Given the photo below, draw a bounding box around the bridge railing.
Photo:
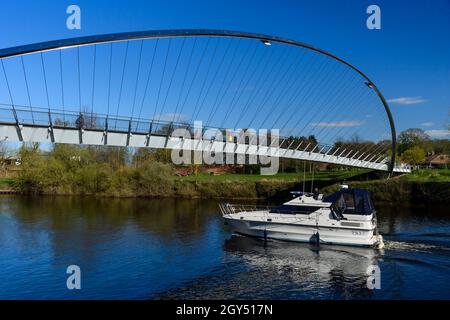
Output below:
[0,106,18,124]
[0,105,391,166]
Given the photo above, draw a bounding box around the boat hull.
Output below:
[223,216,382,247]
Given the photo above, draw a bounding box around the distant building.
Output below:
[203,165,242,175]
[423,154,448,168]
[317,163,332,171]
[0,156,20,178]
[1,156,21,166]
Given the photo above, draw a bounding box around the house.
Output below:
[316,163,332,171]
[424,154,448,168]
[203,165,241,175]
[1,156,21,166]
[0,156,21,178]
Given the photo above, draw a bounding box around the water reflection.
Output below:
[228,236,383,300]
[10,196,218,236]
[0,196,449,299]
[224,236,380,282]
[0,196,225,299]
[158,235,380,299]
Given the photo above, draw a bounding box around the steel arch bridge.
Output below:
[0,29,409,173]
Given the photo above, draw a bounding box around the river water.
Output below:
[0,195,449,300]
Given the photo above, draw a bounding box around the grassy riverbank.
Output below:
[2,143,448,203]
[180,169,369,182]
[0,178,15,190]
[2,143,371,197]
[321,168,450,204]
[1,169,366,198]
[2,167,448,204]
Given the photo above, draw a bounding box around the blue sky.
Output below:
[0,0,449,139]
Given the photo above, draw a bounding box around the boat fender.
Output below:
[310,232,320,245]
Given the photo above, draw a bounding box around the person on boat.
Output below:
[313,187,320,200]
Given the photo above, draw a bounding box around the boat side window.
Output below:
[354,194,365,213]
[335,195,345,211]
[343,193,355,210]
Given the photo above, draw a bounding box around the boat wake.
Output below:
[382,240,450,252]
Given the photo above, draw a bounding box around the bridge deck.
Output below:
[0,107,410,173]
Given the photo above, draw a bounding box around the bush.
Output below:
[72,163,113,194]
[401,146,426,165]
[15,145,47,193]
[131,161,174,196]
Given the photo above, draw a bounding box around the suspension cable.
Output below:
[136,39,159,129]
[40,53,51,111]
[107,43,113,117]
[59,50,66,122]
[131,40,144,120]
[219,41,259,128]
[152,39,172,122]
[1,59,18,122]
[91,45,97,116]
[115,41,130,124]
[205,39,242,126]
[171,38,197,124]
[157,37,187,123]
[177,37,211,121]
[77,47,81,113]
[20,56,34,123]
[205,40,251,126]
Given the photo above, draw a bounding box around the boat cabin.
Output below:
[268,188,375,217]
[323,188,375,216]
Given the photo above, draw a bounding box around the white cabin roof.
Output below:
[285,195,332,207]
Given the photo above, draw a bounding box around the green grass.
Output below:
[178,169,370,183]
[400,168,450,183]
[0,178,15,189]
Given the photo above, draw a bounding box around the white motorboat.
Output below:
[220,186,384,248]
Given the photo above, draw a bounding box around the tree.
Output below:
[432,139,450,155]
[0,140,9,159]
[334,134,377,158]
[16,143,47,193]
[0,140,10,171]
[87,146,130,169]
[151,149,172,164]
[133,147,154,168]
[281,134,317,151]
[133,148,172,166]
[401,146,426,165]
[50,144,91,169]
[398,128,431,155]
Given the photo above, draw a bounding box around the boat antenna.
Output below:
[310,162,315,193]
[302,161,306,194]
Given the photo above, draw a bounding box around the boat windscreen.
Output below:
[323,188,374,215]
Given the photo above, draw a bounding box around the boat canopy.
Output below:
[323,188,375,215]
